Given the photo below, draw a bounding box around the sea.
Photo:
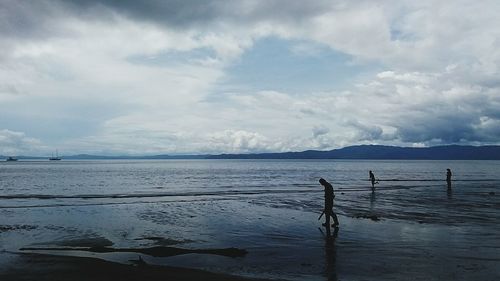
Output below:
[1,159,499,280]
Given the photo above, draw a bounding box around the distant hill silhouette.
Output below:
[206,145,500,160]
[3,145,500,160]
[60,154,207,160]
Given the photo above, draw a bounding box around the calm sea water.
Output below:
[1,160,499,280]
[1,159,499,224]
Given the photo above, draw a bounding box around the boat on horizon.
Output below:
[6,156,18,161]
[49,150,62,161]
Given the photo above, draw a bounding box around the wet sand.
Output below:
[0,252,274,281]
[2,202,499,281]
[20,245,248,258]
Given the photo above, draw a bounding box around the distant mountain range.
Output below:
[206,145,500,160]
[2,145,500,160]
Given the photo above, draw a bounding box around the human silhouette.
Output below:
[446,168,452,189]
[319,178,339,228]
[369,170,377,191]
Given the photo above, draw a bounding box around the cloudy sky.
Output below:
[1,0,500,156]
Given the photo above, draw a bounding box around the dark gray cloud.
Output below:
[312,125,329,138]
[396,118,474,143]
[64,0,222,27]
[65,0,330,26]
[1,0,331,37]
[483,92,500,119]
[393,108,500,144]
[0,0,62,39]
[355,69,500,146]
[344,120,385,141]
[0,84,22,96]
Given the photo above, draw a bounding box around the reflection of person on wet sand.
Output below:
[319,178,339,228]
[370,191,376,211]
[320,227,339,281]
[369,170,377,191]
[446,168,452,189]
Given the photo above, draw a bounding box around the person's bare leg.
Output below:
[325,210,331,227]
[331,212,339,227]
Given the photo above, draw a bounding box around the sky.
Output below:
[1,0,500,156]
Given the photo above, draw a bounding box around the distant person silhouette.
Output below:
[369,170,377,191]
[319,178,339,228]
[446,168,452,189]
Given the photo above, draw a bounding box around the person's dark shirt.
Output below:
[369,171,375,182]
[324,182,334,209]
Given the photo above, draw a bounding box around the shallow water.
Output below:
[1,160,499,280]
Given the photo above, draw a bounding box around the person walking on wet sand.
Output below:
[369,170,376,191]
[319,178,339,228]
[446,168,452,189]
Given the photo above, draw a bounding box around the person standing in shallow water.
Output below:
[319,178,339,228]
[369,170,376,191]
[446,168,452,189]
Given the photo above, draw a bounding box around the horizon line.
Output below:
[2,144,500,159]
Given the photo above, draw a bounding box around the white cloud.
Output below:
[0,129,45,155]
[206,130,270,153]
[312,125,329,138]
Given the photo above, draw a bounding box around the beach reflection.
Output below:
[322,227,339,281]
[370,192,376,211]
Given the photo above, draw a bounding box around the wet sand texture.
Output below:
[21,246,248,258]
[0,253,274,281]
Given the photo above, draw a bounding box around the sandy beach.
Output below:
[1,252,275,281]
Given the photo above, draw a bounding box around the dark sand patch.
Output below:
[354,214,381,221]
[0,225,37,232]
[133,236,193,246]
[28,236,114,248]
[50,237,114,248]
[21,246,248,258]
[0,253,277,281]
